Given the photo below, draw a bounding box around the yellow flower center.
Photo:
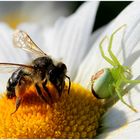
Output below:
[0,82,105,138]
[3,12,28,28]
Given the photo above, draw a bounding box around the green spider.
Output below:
[91,25,140,112]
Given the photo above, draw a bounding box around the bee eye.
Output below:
[57,62,67,72]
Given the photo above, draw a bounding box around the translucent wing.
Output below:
[0,63,33,73]
[13,30,47,56]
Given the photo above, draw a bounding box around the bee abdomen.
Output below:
[6,67,24,98]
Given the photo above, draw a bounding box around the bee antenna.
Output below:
[65,75,71,94]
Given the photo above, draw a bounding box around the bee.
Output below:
[0,30,71,114]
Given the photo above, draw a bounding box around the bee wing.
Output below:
[13,30,47,56]
[0,63,33,92]
[0,63,33,73]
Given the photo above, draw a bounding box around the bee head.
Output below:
[49,62,67,81]
[56,62,67,75]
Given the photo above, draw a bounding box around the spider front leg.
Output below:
[108,24,127,66]
[99,24,127,67]
[115,86,137,112]
[123,77,140,84]
[119,72,140,84]
[99,36,115,66]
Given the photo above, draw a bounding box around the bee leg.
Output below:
[42,79,52,100]
[65,75,71,94]
[61,81,65,95]
[35,83,48,103]
[11,97,22,115]
[53,84,61,97]
[53,82,64,97]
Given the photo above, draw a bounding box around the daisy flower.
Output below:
[0,1,75,28]
[0,1,140,138]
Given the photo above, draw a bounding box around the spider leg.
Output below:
[123,78,140,84]
[35,83,48,103]
[121,74,140,84]
[99,36,115,66]
[115,87,137,112]
[108,25,126,65]
[11,97,22,115]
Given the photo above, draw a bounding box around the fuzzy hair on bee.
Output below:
[91,25,140,112]
[0,30,71,115]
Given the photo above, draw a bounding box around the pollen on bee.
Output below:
[0,82,105,138]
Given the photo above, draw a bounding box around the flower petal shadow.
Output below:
[96,108,127,138]
[123,50,140,67]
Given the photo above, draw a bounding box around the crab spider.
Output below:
[91,25,140,112]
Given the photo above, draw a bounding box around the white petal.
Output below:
[75,2,140,87]
[0,24,30,92]
[98,91,140,138]
[105,121,140,138]
[42,2,99,79]
[17,23,45,53]
[75,2,140,138]
[74,24,107,85]
[88,24,107,50]
[0,24,29,63]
